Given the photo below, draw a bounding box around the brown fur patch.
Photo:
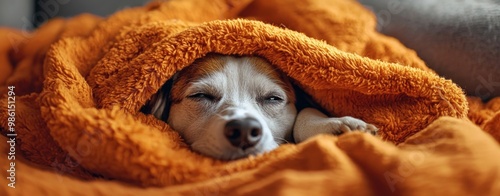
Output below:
[246,56,296,103]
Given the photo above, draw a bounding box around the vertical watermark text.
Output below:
[6,86,16,188]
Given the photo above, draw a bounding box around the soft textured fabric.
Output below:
[1,0,499,195]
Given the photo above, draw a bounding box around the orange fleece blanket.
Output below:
[1,0,500,195]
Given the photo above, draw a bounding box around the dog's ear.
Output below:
[292,82,332,116]
[140,73,177,121]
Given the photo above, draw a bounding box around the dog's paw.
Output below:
[331,116,378,135]
[293,108,379,143]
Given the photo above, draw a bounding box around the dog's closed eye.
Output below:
[187,93,217,101]
[261,95,284,104]
[258,90,286,105]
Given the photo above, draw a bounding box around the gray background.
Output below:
[359,0,500,100]
[0,0,149,29]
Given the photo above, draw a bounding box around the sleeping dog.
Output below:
[142,54,377,160]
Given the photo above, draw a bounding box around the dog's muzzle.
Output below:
[224,117,263,150]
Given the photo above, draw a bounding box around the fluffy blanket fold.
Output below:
[1,0,500,195]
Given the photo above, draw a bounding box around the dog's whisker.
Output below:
[214,113,228,121]
[192,140,222,158]
[274,137,291,144]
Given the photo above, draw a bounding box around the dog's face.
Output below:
[165,55,297,160]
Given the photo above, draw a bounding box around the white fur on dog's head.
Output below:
[165,54,297,160]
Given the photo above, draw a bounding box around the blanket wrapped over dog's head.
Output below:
[1,0,477,192]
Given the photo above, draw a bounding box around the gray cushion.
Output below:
[359,0,500,100]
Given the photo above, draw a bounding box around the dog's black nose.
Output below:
[224,118,262,150]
